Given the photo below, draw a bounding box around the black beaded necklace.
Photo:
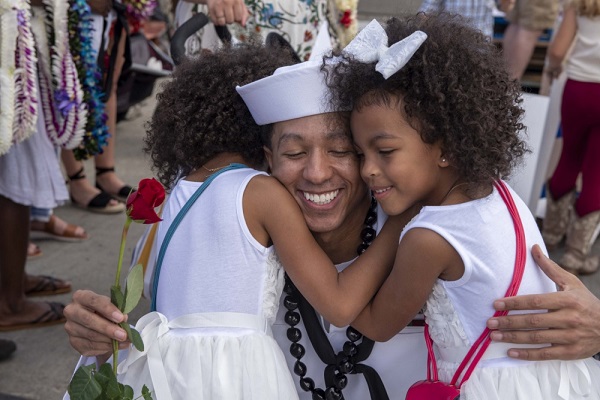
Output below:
[283,196,389,400]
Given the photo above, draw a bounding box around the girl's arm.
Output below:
[349,227,464,341]
[546,5,577,78]
[245,175,412,327]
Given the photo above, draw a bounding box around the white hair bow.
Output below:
[344,19,427,79]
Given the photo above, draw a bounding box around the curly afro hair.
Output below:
[325,13,528,187]
[144,42,296,189]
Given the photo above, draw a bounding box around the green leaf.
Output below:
[123,264,144,314]
[122,384,134,399]
[111,285,125,311]
[68,364,102,400]
[141,385,153,400]
[95,363,121,399]
[120,322,145,352]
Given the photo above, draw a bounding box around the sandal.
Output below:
[27,242,42,259]
[0,302,66,332]
[25,274,72,297]
[96,166,135,202]
[30,215,89,242]
[68,167,125,214]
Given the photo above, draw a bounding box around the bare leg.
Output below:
[502,23,542,81]
[95,28,130,196]
[0,196,66,328]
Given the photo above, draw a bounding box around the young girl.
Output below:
[543,0,600,275]
[115,42,407,399]
[324,14,600,399]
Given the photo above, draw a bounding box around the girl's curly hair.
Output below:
[144,42,296,189]
[325,13,528,187]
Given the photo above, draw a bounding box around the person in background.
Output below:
[501,0,560,80]
[542,0,600,275]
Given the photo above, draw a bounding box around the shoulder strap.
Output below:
[424,180,527,387]
[150,163,247,311]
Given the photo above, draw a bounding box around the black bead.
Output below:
[290,342,306,359]
[284,278,296,294]
[287,327,302,342]
[284,296,299,310]
[338,357,354,374]
[325,387,344,400]
[333,373,348,390]
[300,377,315,392]
[346,327,362,342]
[285,310,301,326]
[312,388,326,400]
[365,211,377,226]
[360,227,376,243]
[294,360,307,377]
[342,342,358,357]
[357,243,369,255]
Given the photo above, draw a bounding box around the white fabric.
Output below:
[117,167,297,399]
[406,182,600,399]
[0,76,68,208]
[273,205,430,399]
[236,58,345,125]
[566,15,600,83]
[343,19,427,79]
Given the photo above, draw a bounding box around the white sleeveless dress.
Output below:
[116,169,299,400]
[411,183,600,399]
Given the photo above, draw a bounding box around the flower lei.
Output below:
[68,0,109,160]
[334,0,358,47]
[123,0,157,33]
[0,0,37,156]
[31,0,87,149]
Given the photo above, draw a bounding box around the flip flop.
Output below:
[0,302,65,332]
[27,242,42,259]
[30,215,90,242]
[25,275,72,297]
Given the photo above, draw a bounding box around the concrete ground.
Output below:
[2,11,600,397]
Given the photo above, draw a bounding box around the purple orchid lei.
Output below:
[33,0,87,149]
[68,0,110,160]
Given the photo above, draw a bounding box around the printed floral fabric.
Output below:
[230,0,337,61]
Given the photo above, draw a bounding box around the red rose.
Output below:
[126,178,166,224]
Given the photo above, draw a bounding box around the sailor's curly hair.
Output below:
[324,13,528,187]
[144,41,296,189]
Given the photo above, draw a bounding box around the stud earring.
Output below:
[442,158,447,163]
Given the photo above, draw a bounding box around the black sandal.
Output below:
[95,166,135,201]
[68,167,125,214]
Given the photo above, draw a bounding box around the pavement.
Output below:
[2,58,600,400]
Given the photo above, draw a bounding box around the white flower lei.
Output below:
[13,0,38,145]
[334,0,358,47]
[31,0,86,149]
[0,1,18,156]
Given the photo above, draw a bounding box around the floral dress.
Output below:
[176,0,358,61]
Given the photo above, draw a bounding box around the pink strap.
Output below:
[423,180,527,388]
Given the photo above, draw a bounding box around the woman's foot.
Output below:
[24,274,71,297]
[27,242,42,259]
[0,299,65,331]
[95,167,134,202]
[30,215,89,241]
[68,168,125,214]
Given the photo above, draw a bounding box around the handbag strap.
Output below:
[423,180,527,388]
[150,163,247,311]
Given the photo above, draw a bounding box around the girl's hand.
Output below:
[87,0,113,17]
[205,0,249,26]
[487,245,600,360]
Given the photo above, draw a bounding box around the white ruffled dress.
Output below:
[115,170,299,400]
[425,283,600,400]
